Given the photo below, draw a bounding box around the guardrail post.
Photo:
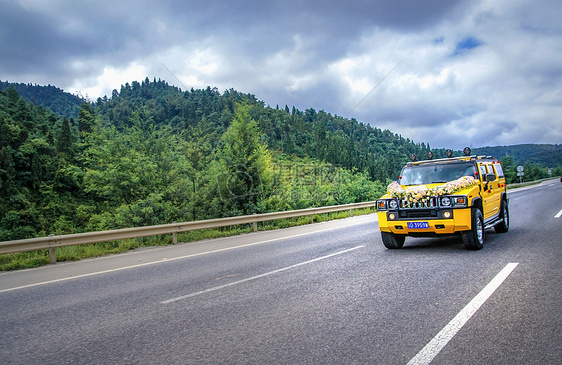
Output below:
[172,222,178,244]
[350,209,354,217]
[253,214,258,232]
[47,234,56,264]
[49,248,56,264]
[310,214,313,224]
[49,234,57,265]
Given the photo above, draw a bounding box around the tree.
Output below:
[0,147,16,210]
[56,117,73,156]
[218,103,271,215]
[81,114,194,229]
[500,155,516,183]
[78,103,96,137]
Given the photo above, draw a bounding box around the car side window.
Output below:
[479,164,488,179]
[493,164,504,178]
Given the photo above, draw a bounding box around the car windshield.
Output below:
[399,162,477,185]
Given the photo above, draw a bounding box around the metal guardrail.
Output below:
[507,177,560,189]
[0,201,377,264]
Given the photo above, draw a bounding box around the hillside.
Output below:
[0,81,84,119]
[92,78,433,182]
[473,144,562,168]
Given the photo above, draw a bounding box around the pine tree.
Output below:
[78,103,96,137]
[57,117,72,156]
[219,103,271,214]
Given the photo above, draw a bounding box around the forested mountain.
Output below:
[1,79,559,243]
[472,144,562,168]
[90,78,435,181]
[0,81,84,119]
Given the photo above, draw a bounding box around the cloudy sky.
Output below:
[1,0,561,149]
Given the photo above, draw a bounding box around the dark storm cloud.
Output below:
[0,1,183,83]
[0,1,75,74]
[0,1,154,84]
[163,0,471,70]
[1,0,470,83]
[1,0,561,149]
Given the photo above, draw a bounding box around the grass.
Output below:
[0,207,376,272]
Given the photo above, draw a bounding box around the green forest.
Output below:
[1,78,560,245]
[0,81,85,119]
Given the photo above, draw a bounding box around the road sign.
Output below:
[517,168,524,183]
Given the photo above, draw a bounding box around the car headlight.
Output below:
[388,199,398,210]
[439,195,468,208]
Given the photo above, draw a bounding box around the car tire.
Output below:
[381,232,405,249]
[462,209,484,250]
[494,201,509,233]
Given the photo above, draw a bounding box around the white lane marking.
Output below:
[161,245,365,304]
[0,219,374,294]
[407,262,519,365]
[555,209,562,219]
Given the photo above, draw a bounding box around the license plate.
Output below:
[408,222,429,229]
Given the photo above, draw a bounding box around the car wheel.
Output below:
[494,201,509,233]
[381,232,405,249]
[462,209,484,250]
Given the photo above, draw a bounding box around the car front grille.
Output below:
[398,197,437,209]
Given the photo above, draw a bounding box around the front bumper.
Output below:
[377,208,471,235]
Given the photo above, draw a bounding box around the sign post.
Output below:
[517,166,524,184]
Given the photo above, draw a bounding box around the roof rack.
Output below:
[406,147,498,165]
[407,155,476,165]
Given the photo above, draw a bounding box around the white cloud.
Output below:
[70,62,148,100]
[151,44,227,91]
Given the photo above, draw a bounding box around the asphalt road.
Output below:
[1,180,561,364]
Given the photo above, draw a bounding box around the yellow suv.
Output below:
[376,150,509,250]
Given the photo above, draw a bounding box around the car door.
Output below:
[479,162,501,221]
[491,160,506,206]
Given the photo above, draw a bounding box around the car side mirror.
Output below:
[485,173,496,182]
